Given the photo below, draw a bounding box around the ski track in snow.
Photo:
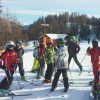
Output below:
[0,41,96,100]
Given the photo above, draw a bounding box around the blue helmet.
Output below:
[58,38,65,45]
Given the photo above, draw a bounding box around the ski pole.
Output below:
[80,53,87,64]
[14,71,23,89]
[67,68,74,84]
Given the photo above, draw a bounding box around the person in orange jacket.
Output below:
[87,39,100,85]
[0,41,18,89]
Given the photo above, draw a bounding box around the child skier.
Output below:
[14,40,25,80]
[36,43,45,79]
[43,39,55,83]
[0,41,18,89]
[31,43,39,72]
[51,38,69,92]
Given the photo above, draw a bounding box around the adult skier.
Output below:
[51,38,69,92]
[87,39,100,85]
[65,36,83,72]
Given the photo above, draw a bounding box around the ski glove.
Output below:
[11,63,17,69]
[0,65,6,70]
[87,47,90,52]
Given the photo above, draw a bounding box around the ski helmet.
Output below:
[58,38,65,46]
[6,41,15,50]
[64,36,70,42]
[92,39,98,47]
[15,40,22,46]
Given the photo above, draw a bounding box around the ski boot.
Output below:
[64,85,69,92]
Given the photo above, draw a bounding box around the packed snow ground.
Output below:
[0,41,95,100]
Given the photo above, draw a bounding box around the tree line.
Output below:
[27,12,100,41]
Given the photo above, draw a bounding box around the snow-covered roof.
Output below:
[46,34,67,39]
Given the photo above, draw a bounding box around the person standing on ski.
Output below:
[65,36,83,72]
[51,38,69,92]
[43,39,55,83]
[14,40,25,80]
[0,41,18,89]
[36,43,45,79]
[87,39,100,84]
[31,42,39,72]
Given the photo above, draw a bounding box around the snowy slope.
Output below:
[0,41,95,100]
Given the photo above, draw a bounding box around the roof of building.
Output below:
[39,33,67,40]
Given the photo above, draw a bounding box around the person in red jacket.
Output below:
[0,41,18,89]
[87,39,100,85]
[36,43,45,79]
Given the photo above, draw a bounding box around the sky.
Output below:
[2,0,100,25]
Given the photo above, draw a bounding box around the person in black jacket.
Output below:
[65,36,83,72]
[14,40,25,80]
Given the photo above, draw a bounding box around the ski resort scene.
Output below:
[0,0,100,100]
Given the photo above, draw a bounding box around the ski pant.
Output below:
[18,63,25,77]
[45,63,54,81]
[93,63,99,80]
[68,54,82,70]
[52,69,69,89]
[0,70,15,89]
[37,60,45,77]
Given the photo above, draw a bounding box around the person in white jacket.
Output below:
[51,38,69,92]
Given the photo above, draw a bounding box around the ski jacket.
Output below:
[87,46,100,79]
[14,46,24,63]
[0,50,18,70]
[43,46,55,64]
[55,45,68,69]
[67,40,80,55]
[87,47,100,65]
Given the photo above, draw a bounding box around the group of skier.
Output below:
[31,36,83,92]
[32,36,100,94]
[0,35,100,96]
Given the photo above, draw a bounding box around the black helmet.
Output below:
[15,40,22,46]
[92,39,98,47]
[64,36,70,41]
[6,41,15,50]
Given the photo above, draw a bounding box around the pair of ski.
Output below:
[0,90,33,97]
[10,92,33,96]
